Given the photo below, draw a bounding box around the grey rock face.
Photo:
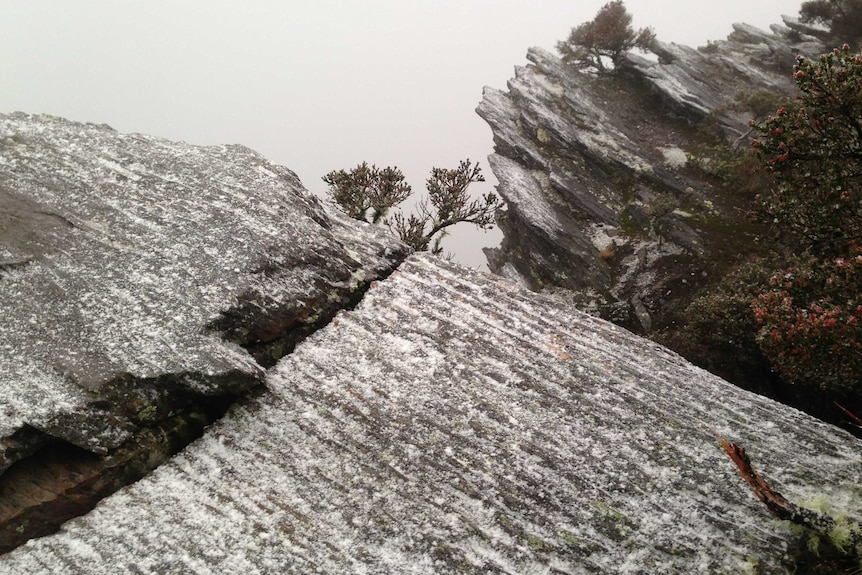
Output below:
[476,20,818,327]
[2,254,858,574]
[0,112,409,550]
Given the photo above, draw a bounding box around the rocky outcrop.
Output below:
[0,112,409,552]
[2,254,859,574]
[476,18,823,331]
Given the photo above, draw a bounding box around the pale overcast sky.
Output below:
[0,1,802,267]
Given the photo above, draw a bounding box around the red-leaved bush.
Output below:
[750,45,862,258]
[752,244,862,392]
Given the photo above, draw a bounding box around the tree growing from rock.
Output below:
[800,0,862,47]
[324,159,503,256]
[557,1,655,73]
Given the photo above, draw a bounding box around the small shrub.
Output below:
[324,159,502,256]
[322,163,411,224]
[668,258,779,386]
[557,1,655,73]
[800,0,862,47]
[750,45,862,258]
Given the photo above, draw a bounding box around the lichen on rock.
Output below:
[0,112,409,552]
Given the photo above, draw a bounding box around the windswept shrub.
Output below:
[324,159,502,256]
[800,0,862,47]
[387,160,502,256]
[557,1,655,73]
[322,163,411,224]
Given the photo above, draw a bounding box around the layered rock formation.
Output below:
[2,22,860,568]
[477,18,824,331]
[2,254,859,574]
[0,112,409,551]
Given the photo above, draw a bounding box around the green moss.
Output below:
[828,516,861,554]
[591,500,638,530]
[537,127,551,144]
[136,404,158,424]
[432,543,472,572]
[269,343,284,359]
[555,528,580,547]
[618,210,646,238]
[742,555,762,575]
[527,533,555,553]
[806,530,822,556]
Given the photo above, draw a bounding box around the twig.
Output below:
[835,402,862,428]
[713,432,849,539]
[715,432,797,520]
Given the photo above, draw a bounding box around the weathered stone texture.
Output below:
[2,254,859,574]
[476,20,819,328]
[0,112,408,551]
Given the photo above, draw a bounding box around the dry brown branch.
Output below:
[715,431,862,565]
[835,402,862,428]
[715,433,797,520]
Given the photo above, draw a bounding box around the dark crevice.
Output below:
[0,392,239,555]
[244,272,395,368]
[0,251,410,556]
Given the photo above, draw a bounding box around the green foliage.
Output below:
[733,90,793,124]
[557,1,655,73]
[750,45,862,258]
[387,160,502,255]
[322,162,411,224]
[743,46,862,399]
[786,496,862,574]
[686,142,759,187]
[751,246,862,393]
[800,0,862,47]
[678,46,862,416]
[665,258,779,388]
[324,159,502,256]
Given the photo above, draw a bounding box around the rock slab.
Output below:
[2,254,859,574]
[0,112,408,550]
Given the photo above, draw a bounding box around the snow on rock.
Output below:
[0,112,409,550]
[3,254,859,574]
[476,17,820,332]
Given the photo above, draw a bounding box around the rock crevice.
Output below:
[0,112,409,552]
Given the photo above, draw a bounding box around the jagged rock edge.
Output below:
[0,236,411,554]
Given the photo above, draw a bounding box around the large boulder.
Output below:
[0,112,409,551]
[1,254,858,574]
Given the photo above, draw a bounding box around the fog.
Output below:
[0,1,802,267]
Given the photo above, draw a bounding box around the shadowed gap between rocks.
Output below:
[0,250,410,555]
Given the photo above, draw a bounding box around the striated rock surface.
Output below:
[0,112,409,551]
[476,18,822,331]
[1,254,859,574]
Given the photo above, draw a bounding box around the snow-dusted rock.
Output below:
[2,254,858,574]
[0,112,408,550]
[476,19,818,327]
